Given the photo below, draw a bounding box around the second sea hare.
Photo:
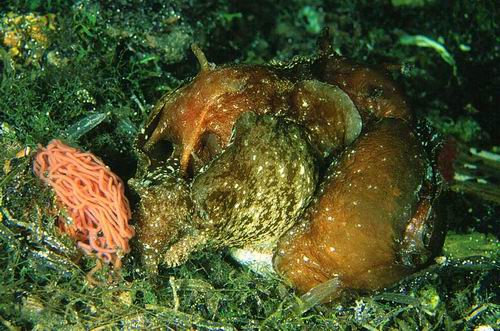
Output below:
[274,119,442,299]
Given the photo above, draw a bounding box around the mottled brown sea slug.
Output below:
[130,36,445,301]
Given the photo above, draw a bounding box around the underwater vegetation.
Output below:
[1,11,56,66]
[0,0,498,330]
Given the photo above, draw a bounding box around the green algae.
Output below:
[399,34,458,77]
[444,232,499,260]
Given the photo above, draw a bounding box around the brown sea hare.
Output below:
[141,45,366,175]
[135,112,318,270]
[132,40,445,300]
[273,119,441,298]
[142,46,294,175]
[191,113,317,249]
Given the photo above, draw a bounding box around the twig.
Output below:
[170,276,180,312]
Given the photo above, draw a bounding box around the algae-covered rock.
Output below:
[443,231,499,259]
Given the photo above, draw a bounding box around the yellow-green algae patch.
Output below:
[444,231,499,260]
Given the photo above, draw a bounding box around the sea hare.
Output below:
[132,40,445,299]
[140,45,365,174]
[273,119,441,298]
[191,112,317,250]
[133,112,318,272]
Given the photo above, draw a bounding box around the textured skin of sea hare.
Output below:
[273,119,440,298]
[133,112,319,270]
[140,55,374,174]
[290,80,362,158]
[192,112,317,250]
[312,55,412,122]
[142,65,294,174]
[132,173,194,274]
